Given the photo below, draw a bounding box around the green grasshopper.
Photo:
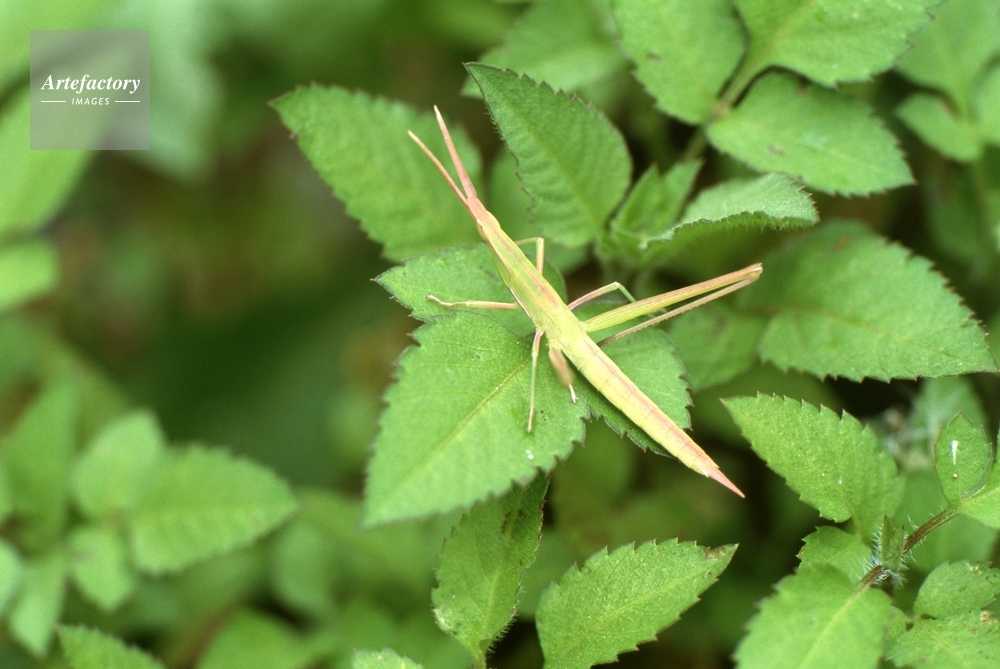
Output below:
[409,108,761,496]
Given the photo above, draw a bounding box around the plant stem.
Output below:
[858,507,960,590]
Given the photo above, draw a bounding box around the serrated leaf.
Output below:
[466,0,624,96]
[0,240,59,313]
[59,626,165,669]
[733,0,936,86]
[614,0,744,124]
[740,222,997,380]
[735,565,891,669]
[352,649,424,669]
[363,313,585,526]
[69,525,135,612]
[896,0,1000,113]
[707,73,912,195]
[888,611,1000,669]
[128,446,298,574]
[669,304,766,390]
[798,526,871,582]
[897,93,981,161]
[725,395,902,536]
[272,86,481,261]
[432,475,547,659]
[536,540,734,669]
[0,538,23,617]
[975,65,1000,145]
[9,549,66,657]
[935,414,992,505]
[467,64,631,247]
[910,376,988,462]
[72,409,166,521]
[5,379,78,551]
[915,561,1000,619]
[196,611,315,669]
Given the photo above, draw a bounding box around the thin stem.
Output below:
[857,507,960,590]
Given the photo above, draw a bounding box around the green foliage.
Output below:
[668,305,765,390]
[935,414,992,505]
[59,626,165,669]
[798,526,871,582]
[196,611,315,669]
[0,241,59,314]
[352,649,424,669]
[914,561,1000,619]
[887,612,1000,668]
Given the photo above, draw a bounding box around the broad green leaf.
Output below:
[798,526,871,582]
[467,64,631,247]
[915,561,1000,619]
[733,0,936,86]
[740,222,998,380]
[975,65,1000,145]
[128,446,298,574]
[897,93,981,162]
[69,525,135,612]
[196,611,315,669]
[59,625,165,669]
[0,89,92,237]
[517,530,576,618]
[960,456,1000,530]
[272,86,481,261]
[0,539,23,616]
[669,304,766,390]
[5,379,78,551]
[614,0,744,123]
[72,409,166,521]
[536,540,734,669]
[910,377,988,462]
[707,73,913,195]
[363,313,585,526]
[735,565,891,669]
[9,549,66,657]
[935,414,992,505]
[896,0,1000,113]
[0,240,59,313]
[432,475,547,658]
[270,519,335,618]
[466,0,624,96]
[724,395,903,536]
[888,611,1000,669]
[352,649,424,669]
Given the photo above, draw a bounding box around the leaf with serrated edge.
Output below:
[897,93,981,162]
[0,240,59,313]
[129,446,298,574]
[725,395,902,536]
[733,0,936,86]
[740,222,997,380]
[537,540,734,669]
[69,525,135,613]
[432,475,547,659]
[468,64,631,247]
[915,561,1000,619]
[614,0,744,124]
[272,86,481,261]
[364,313,585,526]
[59,626,165,669]
[798,526,871,582]
[735,565,891,669]
[670,305,766,391]
[935,414,992,506]
[9,549,65,657]
[888,611,1000,669]
[707,73,913,195]
[352,649,424,669]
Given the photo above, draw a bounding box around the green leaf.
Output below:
[888,611,1000,669]
[910,377,988,463]
[614,0,744,124]
[0,538,23,617]
[740,222,998,380]
[59,625,165,669]
[733,0,936,86]
[466,0,624,96]
[0,240,59,314]
[9,549,66,657]
[798,526,871,582]
[959,456,1000,530]
[536,540,734,669]
[270,519,335,618]
[72,409,166,521]
[69,525,135,612]
[467,64,631,247]
[128,446,298,574]
[272,86,481,261]
[707,73,913,195]
[432,475,547,659]
[196,611,315,669]
[897,93,981,162]
[724,395,903,536]
[896,0,1000,113]
[734,565,891,669]
[5,379,78,551]
[352,649,424,669]
[935,414,992,506]
[669,304,766,390]
[0,89,92,238]
[975,65,1000,145]
[363,313,585,526]
[915,561,1000,619]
